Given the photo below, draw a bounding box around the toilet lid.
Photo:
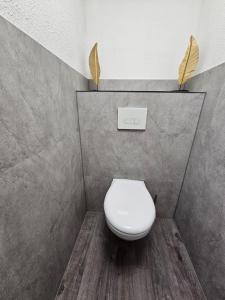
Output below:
[104,179,155,235]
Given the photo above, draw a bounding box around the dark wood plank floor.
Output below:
[55,212,206,300]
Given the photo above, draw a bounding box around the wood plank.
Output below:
[55,212,206,300]
[148,219,180,299]
[77,214,155,300]
[159,219,206,300]
[55,211,99,299]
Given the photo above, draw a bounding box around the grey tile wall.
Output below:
[0,16,88,300]
[175,63,225,300]
[77,91,204,217]
[88,79,178,92]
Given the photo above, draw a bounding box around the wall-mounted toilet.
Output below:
[104,179,156,241]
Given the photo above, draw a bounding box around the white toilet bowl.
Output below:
[104,179,156,241]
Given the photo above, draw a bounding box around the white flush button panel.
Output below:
[118,107,147,130]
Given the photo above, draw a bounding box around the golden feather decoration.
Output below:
[89,43,100,87]
[178,35,199,87]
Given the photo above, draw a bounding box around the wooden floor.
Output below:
[55,212,206,300]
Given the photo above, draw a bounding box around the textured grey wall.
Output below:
[88,79,178,92]
[175,63,225,300]
[77,91,204,217]
[0,16,88,300]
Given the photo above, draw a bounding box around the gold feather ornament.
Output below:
[89,43,101,89]
[178,35,199,90]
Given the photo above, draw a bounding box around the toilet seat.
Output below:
[104,179,156,240]
[106,218,151,241]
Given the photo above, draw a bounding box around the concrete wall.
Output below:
[0,16,88,300]
[77,91,204,216]
[0,0,87,75]
[88,79,178,91]
[175,62,225,300]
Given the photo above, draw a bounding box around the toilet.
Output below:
[104,179,156,241]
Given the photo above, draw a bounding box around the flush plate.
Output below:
[118,107,147,130]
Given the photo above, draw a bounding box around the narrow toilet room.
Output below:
[0,1,224,300]
[55,91,206,299]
